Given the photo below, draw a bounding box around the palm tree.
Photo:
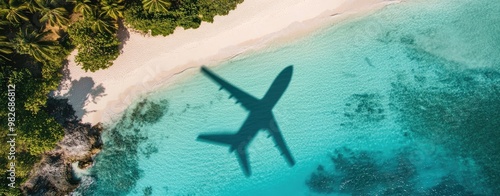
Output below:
[0,23,13,63]
[68,0,93,18]
[142,0,170,13]
[0,35,13,63]
[24,0,43,13]
[34,0,69,27]
[12,27,58,62]
[0,0,29,23]
[88,14,116,34]
[100,0,124,20]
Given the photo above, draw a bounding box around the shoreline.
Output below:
[53,0,401,125]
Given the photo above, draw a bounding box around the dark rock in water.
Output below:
[331,149,381,194]
[21,98,104,195]
[306,165,336,194]
[306,147,422,195]
[423,176,475,196]
[129,98,169,125]
[143,186,153,196]
[344,93,385,123]
[142,143,159,159]
[21,153,78,196]
[78,158,94,170]
[380,152,417,195]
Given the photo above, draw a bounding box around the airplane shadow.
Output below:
[196,65,295,176]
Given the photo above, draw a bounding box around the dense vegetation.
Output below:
[0,0,72,194]
[124,0,243,36]
[0,0,243,194]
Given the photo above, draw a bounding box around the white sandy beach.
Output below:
[53,0,400,125]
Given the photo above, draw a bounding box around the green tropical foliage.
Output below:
[12,27,58,62]
[68,0,93,18]
[68,18,120,71]
[0,0,29,23]
[142,0,170,13]
[101,0,124,20]
[0,0,69,194]
[124,0,244,36]
[34,0,69,26]
[0,32,13,63]
[88,14,116,34]
[0,45,67,196]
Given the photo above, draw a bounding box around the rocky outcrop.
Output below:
[20,98,103,195]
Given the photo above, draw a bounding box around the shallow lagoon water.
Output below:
[75,0,500,195]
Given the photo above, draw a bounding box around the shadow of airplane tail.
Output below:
[197,133,240,152]
[197,133,252,176]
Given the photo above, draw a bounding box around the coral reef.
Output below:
[306,147,478,195]
[305,165,335,194]
[75,98,168,195]
[344,93,385,123]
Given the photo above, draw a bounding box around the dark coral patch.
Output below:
[344,93,385,123]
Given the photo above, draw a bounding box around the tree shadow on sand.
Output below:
[56,73,107,119]
[52,61,107,120]
[117,20,130,52]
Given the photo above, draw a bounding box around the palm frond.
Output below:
[12,26,58,62]
[142,0,171,13]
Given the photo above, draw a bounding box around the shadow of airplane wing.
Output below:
[201,66,259,111]
[268,116,296,166]
[236,147,251,176]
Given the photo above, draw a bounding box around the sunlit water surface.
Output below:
[74,0,500,195]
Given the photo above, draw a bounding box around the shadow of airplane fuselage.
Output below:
[197,65,295,176]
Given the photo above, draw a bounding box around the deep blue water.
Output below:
[74,0,500,195]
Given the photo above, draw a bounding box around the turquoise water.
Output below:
[75,0,500,195]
